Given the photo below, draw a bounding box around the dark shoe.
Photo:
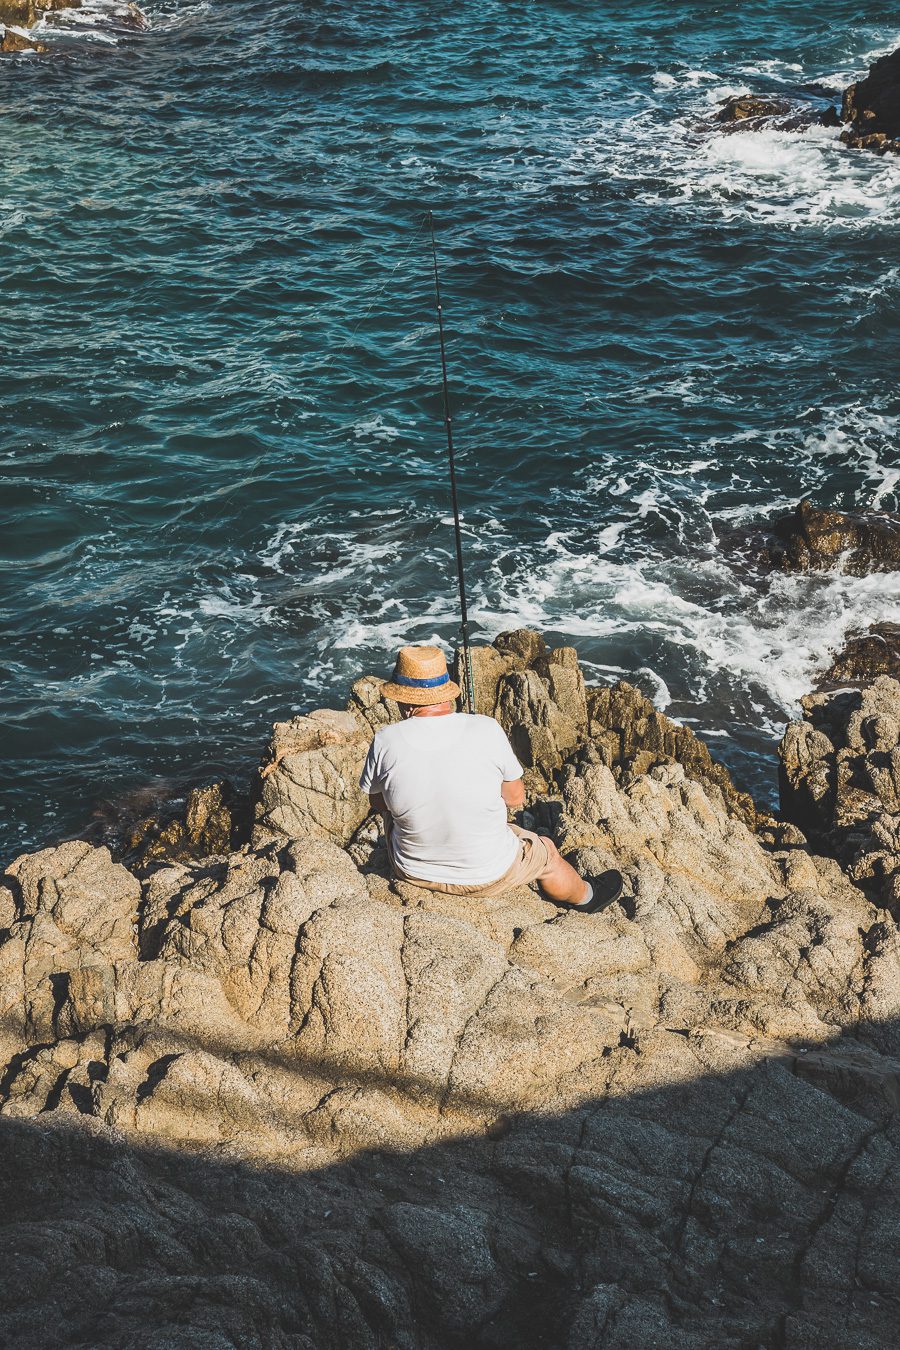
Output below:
[565,870,624,914]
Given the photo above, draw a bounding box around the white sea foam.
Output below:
[568,33,900,232]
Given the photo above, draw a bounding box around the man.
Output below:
[359,644,623,912]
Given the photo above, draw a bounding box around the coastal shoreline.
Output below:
[1,624,899,1345]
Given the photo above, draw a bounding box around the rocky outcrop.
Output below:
[462,631,761,828]
[2,634,899,1345]
[0,0,146,53]
[706,45,900,156]
[819,622,900,687]
[727,498,900,577]
[713,94,839,132]
[1,23,45,49]
[779,675,900,908]
[252,700,389,850]
[125,780,251,867]
[769,500,900,574]
[841,44,900,153]
[716,94,794,123]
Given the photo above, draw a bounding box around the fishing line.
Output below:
[426,209,476,715]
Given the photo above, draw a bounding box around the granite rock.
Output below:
[2,642,899,1346]
[779,675,900,907]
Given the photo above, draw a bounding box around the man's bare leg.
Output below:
[536,837,592,906]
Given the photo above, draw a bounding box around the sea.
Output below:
[3,0,900,857]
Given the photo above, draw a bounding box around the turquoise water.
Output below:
[3,1,900,855]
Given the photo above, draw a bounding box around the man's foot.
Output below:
[563,869,624,914]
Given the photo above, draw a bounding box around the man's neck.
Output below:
[410,705,455,719]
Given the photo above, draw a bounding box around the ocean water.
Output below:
[2,0,900,856]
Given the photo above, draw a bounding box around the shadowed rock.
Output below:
[779,675,900,907]
[841,44,900,154]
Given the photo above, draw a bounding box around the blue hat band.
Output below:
[392,671,450,689]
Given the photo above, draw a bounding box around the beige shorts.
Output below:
[388,823,553,897]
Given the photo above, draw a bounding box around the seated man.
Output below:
[360,643,623,912]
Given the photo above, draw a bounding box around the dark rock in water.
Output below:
[715,94,794,123]
[819,623,900,687]
[709,46,900,154]
[127,780,252,866]
[755,499,900,576]
[779,675,900,907]
[714,95,813,134]
[0,0,144,52]
[712,94,839,135]
[841,44,900,154]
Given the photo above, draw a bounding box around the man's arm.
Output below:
[500,778,525,811]
[369,792,387,815]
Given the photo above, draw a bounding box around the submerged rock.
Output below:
[841,44,900,154]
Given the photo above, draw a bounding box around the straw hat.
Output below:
[381,645,461,706]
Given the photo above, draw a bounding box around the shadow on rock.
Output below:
[1,1014,898,1349]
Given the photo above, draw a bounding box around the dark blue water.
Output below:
[3,0,900,856]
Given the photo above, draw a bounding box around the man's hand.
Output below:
[500,778,525,811]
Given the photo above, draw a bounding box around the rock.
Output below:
[126,780,250,867]
[819,622,900,687]
[710,93,836,135]
[345,673,399,734]
[0,841,140,1049]
[1,23,45,50]
[455,641,522,717]
[0,0,143,53]
[779,675,900,907]
[252,708,372,848]
[746,499,900,576]
[585,680,762,830]
[715,94,794,123]
[2,642,900,1346]
[459,630,759,827]
[0,0,32,22]
[841,44,900,154]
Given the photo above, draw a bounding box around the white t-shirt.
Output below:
[359,713,524,885]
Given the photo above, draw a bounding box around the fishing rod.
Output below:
[427,210,477,715]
